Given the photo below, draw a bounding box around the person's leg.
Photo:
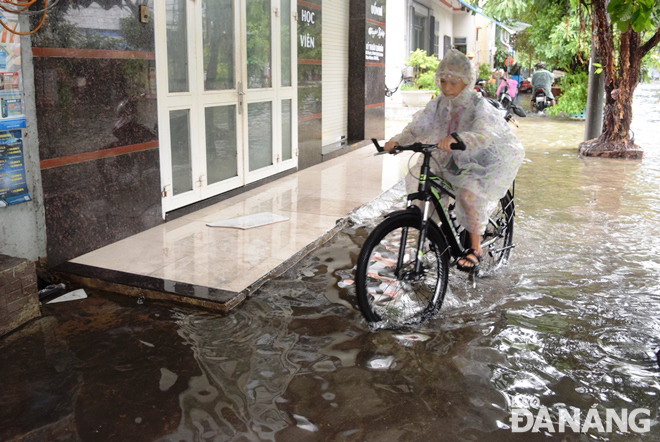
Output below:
[455,189,484,269]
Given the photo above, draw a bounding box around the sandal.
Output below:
[457,248,482,273]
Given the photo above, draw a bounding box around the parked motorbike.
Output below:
[474,79,486,96]
[486,96,526,127]
[532,88,554,111]
[519,78,532,93]
[497,78,514,109]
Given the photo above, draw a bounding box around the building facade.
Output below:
[0,0,388,269]
[384,0,499,107]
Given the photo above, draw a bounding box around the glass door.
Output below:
[198,0,243,201]
[155,0,297,214]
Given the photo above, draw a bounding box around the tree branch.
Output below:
[639,26,660,59]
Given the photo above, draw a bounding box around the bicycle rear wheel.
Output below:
[355,212,450,325]
[481,192,515,269]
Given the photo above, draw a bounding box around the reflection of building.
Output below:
[1,1,388,297]
[165,296,300,440]
[64,2,134,43]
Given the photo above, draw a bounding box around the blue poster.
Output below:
[0,128,31,207]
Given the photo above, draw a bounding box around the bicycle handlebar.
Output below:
[371,134,466,154]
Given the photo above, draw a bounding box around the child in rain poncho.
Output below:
[384,49,525,271]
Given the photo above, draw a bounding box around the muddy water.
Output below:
[2,87,659,442]
[161,86,660,441]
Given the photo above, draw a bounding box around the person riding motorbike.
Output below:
[530,62,555,107]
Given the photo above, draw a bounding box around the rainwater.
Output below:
[163,84,660,440]
[2,85,659,442]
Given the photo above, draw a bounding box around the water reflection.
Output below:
[167,84,660,440]
[163,302,299,440]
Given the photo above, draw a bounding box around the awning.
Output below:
[498,21,532,34]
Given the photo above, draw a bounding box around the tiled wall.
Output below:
[31,1,161,267]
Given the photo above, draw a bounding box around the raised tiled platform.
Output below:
[54,139,413,312]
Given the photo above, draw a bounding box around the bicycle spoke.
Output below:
[480,193,515,271]
[361,225,443,323]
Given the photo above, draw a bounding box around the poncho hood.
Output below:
[435,49,477,109]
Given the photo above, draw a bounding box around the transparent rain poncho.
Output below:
[390,49,525,234]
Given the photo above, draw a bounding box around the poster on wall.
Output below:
[0,128,31,206]
[0,10,25,130]
[0,10,28,206]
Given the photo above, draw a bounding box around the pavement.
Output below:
[52,118,413,312]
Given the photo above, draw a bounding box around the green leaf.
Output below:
[631,9,649,32]
[616,19,630,33]
[607,0,624,15]
[631,8,642,28]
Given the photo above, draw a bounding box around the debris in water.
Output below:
[46,288,87,304]
[159,367,178,392]
[293,414,318,432]
[38,283,66,300]
[393,333,431,343]
[337,279,354,288]
[367,355,395,370]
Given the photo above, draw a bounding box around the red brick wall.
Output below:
[0,254,40,337]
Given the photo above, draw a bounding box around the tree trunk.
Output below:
[578,0,643,158]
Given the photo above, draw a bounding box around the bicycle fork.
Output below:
[394,198,432,281]
[395,157,433,281]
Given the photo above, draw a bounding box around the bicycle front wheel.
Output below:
[355,212,450,325]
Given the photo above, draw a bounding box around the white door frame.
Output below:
[155,0,298,216]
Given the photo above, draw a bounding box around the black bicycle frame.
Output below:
[396,148,466,279]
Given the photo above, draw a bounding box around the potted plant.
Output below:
[400,49,440,107]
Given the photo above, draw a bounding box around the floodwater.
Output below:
[2,85,660,441]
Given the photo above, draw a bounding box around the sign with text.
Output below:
[0,128,31,206]
[298,3,321,58]
[365,1,385,62]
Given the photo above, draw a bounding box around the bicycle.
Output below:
[354,137,516,326]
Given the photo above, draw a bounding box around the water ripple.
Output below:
[161,83,660,441]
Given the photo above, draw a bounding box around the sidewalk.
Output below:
[54,120,411,312]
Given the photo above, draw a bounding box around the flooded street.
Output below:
[2,85,660,441]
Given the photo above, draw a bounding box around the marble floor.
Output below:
[69,134,412,300]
